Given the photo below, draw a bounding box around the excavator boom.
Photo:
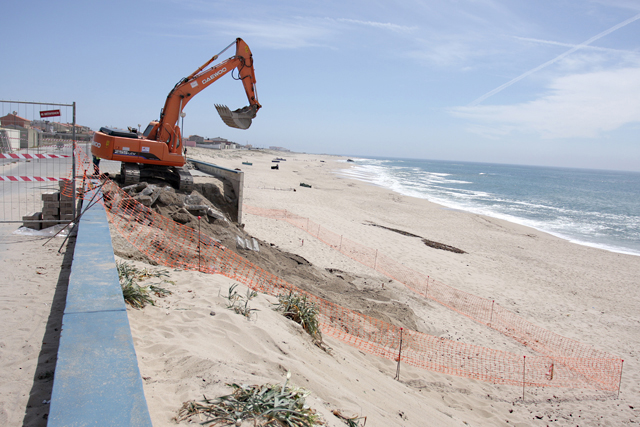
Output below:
[157,37,261,151]
[91,38,261,193]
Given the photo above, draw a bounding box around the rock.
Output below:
[134,195,153,206]
[171,212,191,224]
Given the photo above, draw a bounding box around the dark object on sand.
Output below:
[366,221,466,254]
[271,164,279,170]
[422,238,466,254]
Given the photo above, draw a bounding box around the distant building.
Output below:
[269,146,290,152]
[52,122,72,133]
[0,125,41,148]
[31,120,55,133]
[0,112,30,128]
[0,127,21,151]
[197,136,238,150]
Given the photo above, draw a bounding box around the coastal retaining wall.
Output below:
[189,159,244,224]
[47,185,152,427]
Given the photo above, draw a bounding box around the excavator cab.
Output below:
[142,121,160,139]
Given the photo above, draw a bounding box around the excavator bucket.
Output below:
[215,104,258,130]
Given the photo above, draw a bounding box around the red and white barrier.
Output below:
[0,153,70,160]
[0,175,65,182]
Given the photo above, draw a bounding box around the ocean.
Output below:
[339,157,640,257]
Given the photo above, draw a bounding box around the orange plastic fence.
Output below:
[54,144,93,200]
[71,145,621,392]
[244,206,622,391]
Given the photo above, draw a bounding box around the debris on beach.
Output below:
[366,221,466,254]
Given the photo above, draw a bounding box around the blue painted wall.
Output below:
[48,188,152,426]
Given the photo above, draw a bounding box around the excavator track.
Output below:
[120,163,193,193]
[175,167,194,193]
[121,163,141,187]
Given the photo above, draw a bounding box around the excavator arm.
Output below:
[154,38,262,153]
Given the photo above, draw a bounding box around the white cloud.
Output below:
[195,16,417,50]
[450,67,640,138]
[196,18,337,49]
[336,18,417,33]
[405,38,480,66]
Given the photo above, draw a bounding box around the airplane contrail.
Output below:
[468,12,640,106]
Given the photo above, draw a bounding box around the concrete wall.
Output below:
[189,159,244,224]
[48,187,152,427]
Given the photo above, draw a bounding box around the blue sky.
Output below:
[3,0,640,171]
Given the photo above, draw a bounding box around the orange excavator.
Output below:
[91,38,261,192]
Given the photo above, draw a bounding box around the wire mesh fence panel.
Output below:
[0,100,91,223]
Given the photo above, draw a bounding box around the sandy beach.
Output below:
[0,224,73,426]
[119,148,640,426]
[2,147,639,426]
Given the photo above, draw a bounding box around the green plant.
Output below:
[274,292,322,345]
[177,372,322,426]
[116,261,173,308]
[222,283,258,319]
[332,410,367,426]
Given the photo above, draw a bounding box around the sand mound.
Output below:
[112,180,424,333]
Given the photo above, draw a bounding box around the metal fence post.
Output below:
[72,101,77,219]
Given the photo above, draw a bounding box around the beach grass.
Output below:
[116,261,173,308]
[177,372,322,426]
[222,283,259,318]
[274,292,323,346]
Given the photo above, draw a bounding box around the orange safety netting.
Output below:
[71,145,621,392]
[243,206,622,391]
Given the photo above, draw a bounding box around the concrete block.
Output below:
[43,213,60,228]
[42,206,60,216]
[60,201,74,214]
[59,180,74,200]
[60,214,75,222]
[60,200,74,209]
[60,192,74,201]
[22,212,42,230]
[23,211,42,220]
[42,191,60,202]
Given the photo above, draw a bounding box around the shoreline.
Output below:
[334,157,640,258]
